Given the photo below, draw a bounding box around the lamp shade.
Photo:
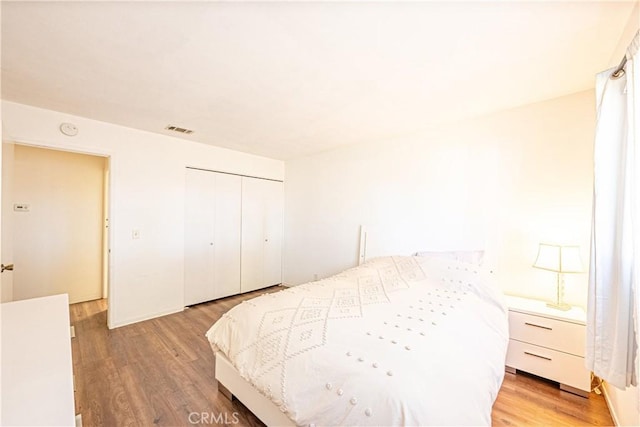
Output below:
[533,243,583,273]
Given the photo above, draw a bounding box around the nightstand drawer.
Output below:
[506,340,590,392]
[509,311,585,356]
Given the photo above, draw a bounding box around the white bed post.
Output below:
[358,225,367,266]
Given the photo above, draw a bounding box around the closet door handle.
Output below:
[524,351,552,361]
[524,322,552,331]
[1,264,14,273]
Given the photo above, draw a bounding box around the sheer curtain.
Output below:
[586,30,639,390]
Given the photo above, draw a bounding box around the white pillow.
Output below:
[414,250,485,265]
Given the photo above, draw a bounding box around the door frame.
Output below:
[2,138,115,327]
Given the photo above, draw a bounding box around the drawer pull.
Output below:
[524,351,552,361]
[524,322,552,331]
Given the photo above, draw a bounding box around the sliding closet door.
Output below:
[262,180,284,287]
[241,177,283,293]
[185,169,215,306]
[184,169,241,306]
[211,173,242,299]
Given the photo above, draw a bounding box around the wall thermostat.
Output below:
[60,122,78,136]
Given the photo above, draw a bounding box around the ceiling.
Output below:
[1,1,636,160]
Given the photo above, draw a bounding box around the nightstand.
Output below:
[505,295,591,397]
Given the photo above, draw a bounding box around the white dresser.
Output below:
[1,294,76,426]
[505,295,591,396]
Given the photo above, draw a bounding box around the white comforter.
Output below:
[206,256,508,426]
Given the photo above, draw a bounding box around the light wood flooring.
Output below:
[70,288,614,426]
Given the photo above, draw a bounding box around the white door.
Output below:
[184,169,241,306]
[10,145,105,304]
[263,180,284,287]
[241,177,283,293]
[212,173,241,299]
[185,169,216,306]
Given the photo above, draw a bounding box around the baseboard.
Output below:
[281,282,294,288]
[602,382,620,426]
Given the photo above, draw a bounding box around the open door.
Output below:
[4,144,106,304]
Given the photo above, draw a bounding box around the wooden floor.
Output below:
[70,288,614,426]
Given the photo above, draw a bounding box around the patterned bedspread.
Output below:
[206,256,508,426]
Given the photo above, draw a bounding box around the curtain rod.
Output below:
[611,55,628,80]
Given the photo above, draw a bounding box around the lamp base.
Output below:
[546,302,571,311]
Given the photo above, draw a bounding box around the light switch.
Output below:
[13,203,30,212]
[132,229,140,239]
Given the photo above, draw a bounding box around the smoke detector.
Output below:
[60,123,78,136]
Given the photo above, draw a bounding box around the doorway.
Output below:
[1,143,109,305]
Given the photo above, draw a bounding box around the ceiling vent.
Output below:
[165,125,194,135]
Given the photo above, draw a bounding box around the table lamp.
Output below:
[533,243,583,311]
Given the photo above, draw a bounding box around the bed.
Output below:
[206,255,508,426]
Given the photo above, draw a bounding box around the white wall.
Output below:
[1,101,284,328]
[0,0,6,304]
[1,143,13,303]
[11,145,105,304]
[284,89,595,309]
[605,381,640,427]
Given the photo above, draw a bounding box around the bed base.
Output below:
[215,351,295,426]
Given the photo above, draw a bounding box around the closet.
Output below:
[184,168,283,306]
